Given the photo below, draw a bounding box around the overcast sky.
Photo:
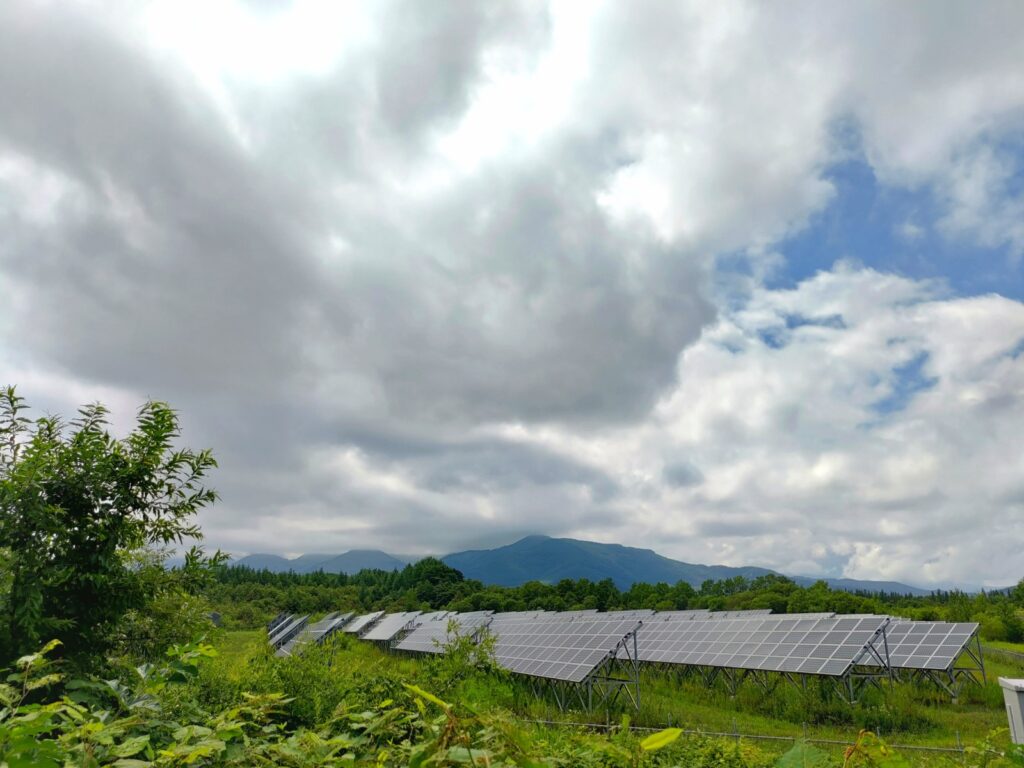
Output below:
[2,1,1024,587]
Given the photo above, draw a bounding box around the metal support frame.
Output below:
[746,669,781,696]
[526,627,643,713]
[908,632,986,703]
[842,620,894,703]
[628,622,896,706]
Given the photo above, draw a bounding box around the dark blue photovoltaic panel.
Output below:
[651,610,710,621]
[276,612,353,657]
[416,611,451,623]
[269,615,309,649]
[395,615,493,654]
[362,612,422,642]
[344,611,386,635]
[489,615,641,683]
[627,616,889,677]
[876,621,979,671]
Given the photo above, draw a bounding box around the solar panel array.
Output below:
[489,615,641,683]
[880,621,980,671]
[395,615,493,654]
[603,610,656,619]
[269,615,309,649]
[363,611,422,642]
[276,612,353,657]
[344,611,386,635]
[455,610,495,620]
[265,605,983,698]
[628,615,889,676]
[417,611,451,623]
[697,609,774,619]
[492,610,552,620]
[268,612,291,633]
[651,610,710,621]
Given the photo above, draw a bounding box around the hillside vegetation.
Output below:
[208,557,1024,644]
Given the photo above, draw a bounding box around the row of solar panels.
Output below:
[267,609,980,685]
[264,608,769,656]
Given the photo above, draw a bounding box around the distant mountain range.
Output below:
[229,534,933,595]
[233,549,407,574]
[442,535,780,589]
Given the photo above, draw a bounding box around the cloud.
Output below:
[534,265,1024,586]
[0,1,1023,585]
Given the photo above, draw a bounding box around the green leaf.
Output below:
[640,727,682,752]
[111,735,150,757]
[775,740,833,768]
[447,746,491,763]
[402,683,450,711]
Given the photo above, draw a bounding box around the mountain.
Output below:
[793,576,932,597]
[287,554,339,573]
[232,549,405,574]
[228,536,931,594]
[232,553,294,571]
[315,550,407,573]
[442,535,777,590]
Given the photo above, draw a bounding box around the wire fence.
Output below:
[517,717,969,756]
[983,645,1024,663]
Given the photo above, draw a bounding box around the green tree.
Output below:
[0,387,217,664]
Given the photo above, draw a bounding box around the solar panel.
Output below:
[268,615,306,646]
[343,611,386,635]
[602,610,656,619]
[490,615,642,683]
[276,612,353,657]
[491,610,552,620]
[269,615,309,649]
[395,615,493,654]
[879,621,979,671]
[629,615,890,677]
[362,611,422,642]
[416,611,451,623]
[652,610,712,621]
[703,609,774,619]
[559,610,600,618]
[268,612,291,632]
[452,610,494,620]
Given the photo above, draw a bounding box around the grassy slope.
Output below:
[212,629,1023,766]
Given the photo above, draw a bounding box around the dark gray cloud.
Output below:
[0,0,712,557]
[662,460,704,488]
[0,4,320,401]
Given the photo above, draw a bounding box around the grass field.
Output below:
[207,627,1024,766]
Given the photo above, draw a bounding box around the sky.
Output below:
[2,1,1024,587]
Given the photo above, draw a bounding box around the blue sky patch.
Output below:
[872,351,939,415]
[770,154,1024,301]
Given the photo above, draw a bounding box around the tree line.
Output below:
[206,560,1024,642]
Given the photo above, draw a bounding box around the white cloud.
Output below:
[1,1,1023,586]
[522,266,1024,585]
[940,144,1024,257]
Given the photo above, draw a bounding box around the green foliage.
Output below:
[776,740,833,768]
[0,387,219,665]
[0,639,786,767]
[208,554,1022,632]
[639,726,681,751]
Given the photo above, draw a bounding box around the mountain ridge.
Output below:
[232,549,406,574]
[228,535,932,595]
[441,535,778,590]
